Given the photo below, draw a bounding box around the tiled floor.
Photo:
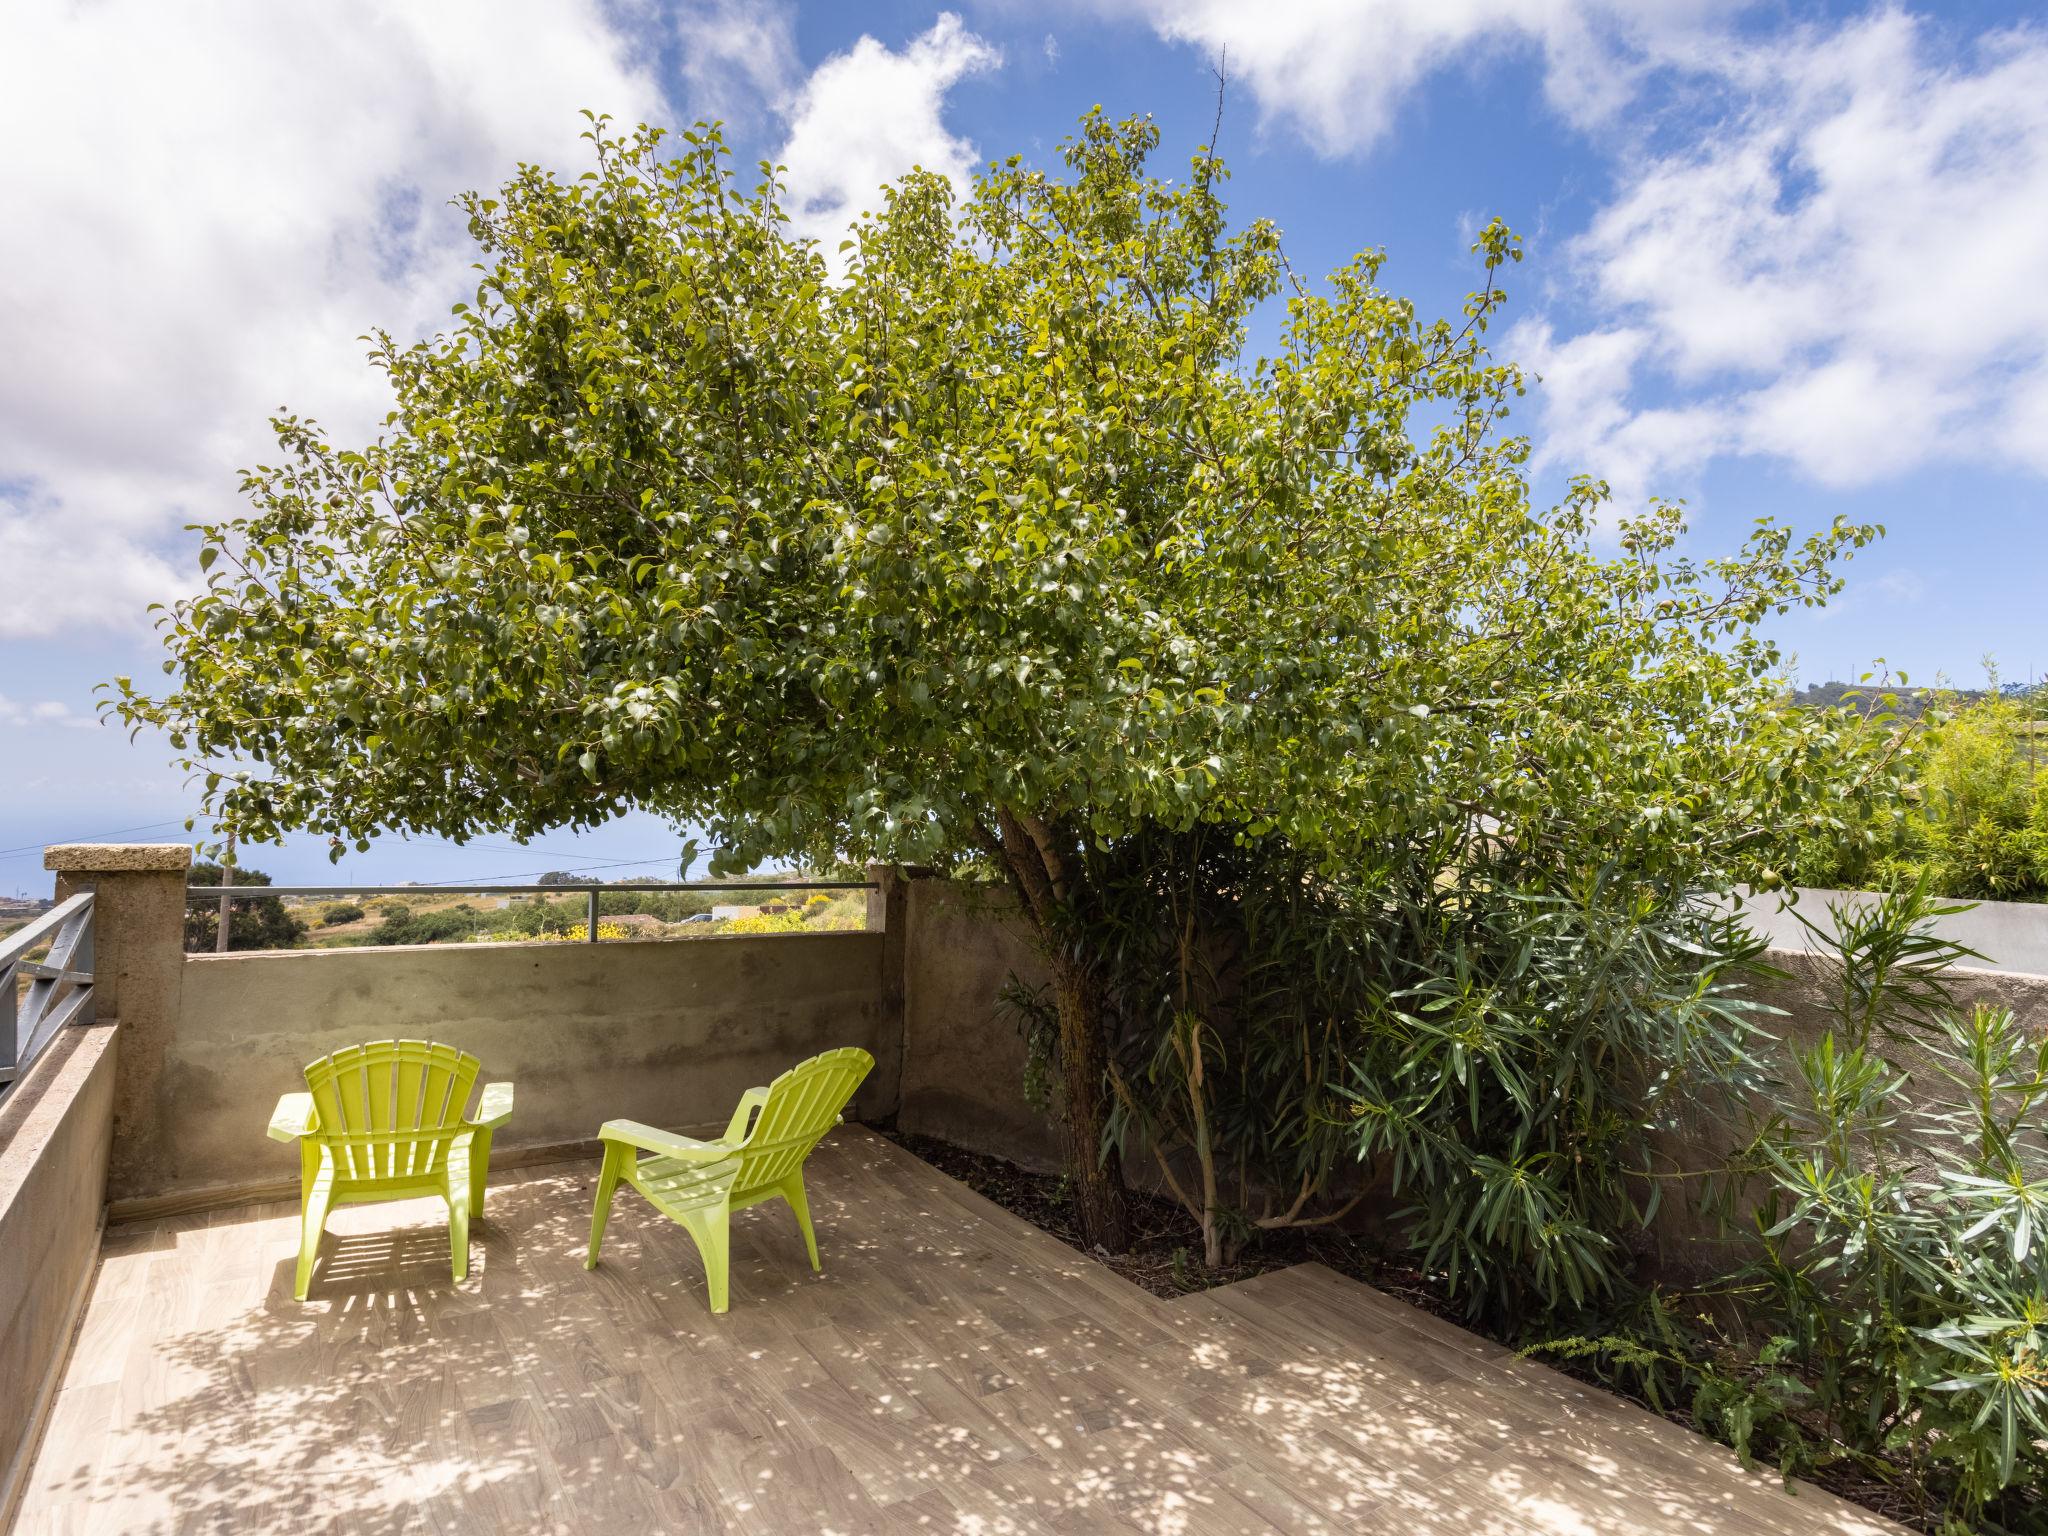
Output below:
[13,1128,1900,1534]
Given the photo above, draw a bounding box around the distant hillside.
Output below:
[1789,680,2042,721]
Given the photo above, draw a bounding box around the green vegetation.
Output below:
[114,112,1895,1248]
[1539,882,2047,1529]
[360,903,505,946]
[298,885,858,947]
[1066,829,2046,1522]
[1793,677,2048,901]
[182,862,305,952]
[96,101,2038,1520]
[1030,822,1775,1315]
[596,887,721,922]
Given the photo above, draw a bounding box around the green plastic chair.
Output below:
[266,1040,514,1300]
[585,1046,873,1312]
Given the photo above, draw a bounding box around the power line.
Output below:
[0,819,190,860]
[403,831,655,862]
[408,853,690,887]
[0,822,666,866]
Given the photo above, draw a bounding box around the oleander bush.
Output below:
[1536,880,2048,1530]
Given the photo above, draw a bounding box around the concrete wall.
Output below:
[896,878,1060,1169]
[0,1023,116,1529]
[45,844,190,1201]
[891,879,2048,1251]
[1648,944,2048,1274]
[44,842,2043,1232]
[148,931,894,1208]
[1733,885,2048,975]
[1761,940,2048,1037]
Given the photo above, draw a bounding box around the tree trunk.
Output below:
[1050,953,1131,1253]
[986,804,1132,1253]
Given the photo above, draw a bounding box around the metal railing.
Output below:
[1,892,96,1089]
[184,879,875,945]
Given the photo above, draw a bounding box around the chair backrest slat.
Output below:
[304,1041,481,1183]
[731,1047,872,1199]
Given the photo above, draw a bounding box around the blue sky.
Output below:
[2,0,2043,892]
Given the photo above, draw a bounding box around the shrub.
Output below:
[717,911,806,935]
[183,862,307,952]
[597,888,721,922]
[478,920,632,943]
[1074,827,1383,1269]
[1539,879,2048,1526]
[1052,825,1774,1298]
[1344,871,1775,1327]
[1919,695,2046,899]
[1727,879,2047,1523]
[318,901,365,926]
[361,906,494,946]
[1791,681,2048,902]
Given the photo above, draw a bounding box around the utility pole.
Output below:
[216,825,235,953]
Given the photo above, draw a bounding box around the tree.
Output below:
[113,113,1900,1248]
[183,862,307,952]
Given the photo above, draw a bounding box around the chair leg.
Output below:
[586,1142,629,1269]
[680,1204,731,1314]
[784,1173,821,1272]
[469,1128,494,1218]
[294,1162,335,1302]
[447,1141,473,1285]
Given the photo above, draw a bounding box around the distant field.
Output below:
[271,886,869,949]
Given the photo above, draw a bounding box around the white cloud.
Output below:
[674,0,802,125]
[1115,2,2048,506]
[1103,0,1728,157]
[776,14,1001,250]
[0,694,94,729]
[1518,11,2048,502]
[0,485,185,639]
[0,0,667,639]
[0,4,1007,644]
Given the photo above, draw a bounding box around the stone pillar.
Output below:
[866,864,930,1111]
[865,865,910,1021]
[44,844,191,1201]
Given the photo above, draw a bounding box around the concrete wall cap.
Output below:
[43,843,193,873]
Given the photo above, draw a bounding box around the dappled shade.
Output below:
[16,1130,1897,1533]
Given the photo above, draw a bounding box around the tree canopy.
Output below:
[114,111,1908,1243]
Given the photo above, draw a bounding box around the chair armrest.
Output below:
[599,1119,736,1162]
[470,1081,515,1131]
[722,1086,770,1143]
[267,1092,319,1143]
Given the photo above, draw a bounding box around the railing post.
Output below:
[215,826,235,953]
[43,844,191,1199]
[1,892,99,1091]
[586,887,599,942]
[0,944,15,1082]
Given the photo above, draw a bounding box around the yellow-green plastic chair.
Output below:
[585,1046,873,1312]
[266,1040,514,1300]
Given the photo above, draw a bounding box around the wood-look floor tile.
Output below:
[14,1128,1903,1536]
